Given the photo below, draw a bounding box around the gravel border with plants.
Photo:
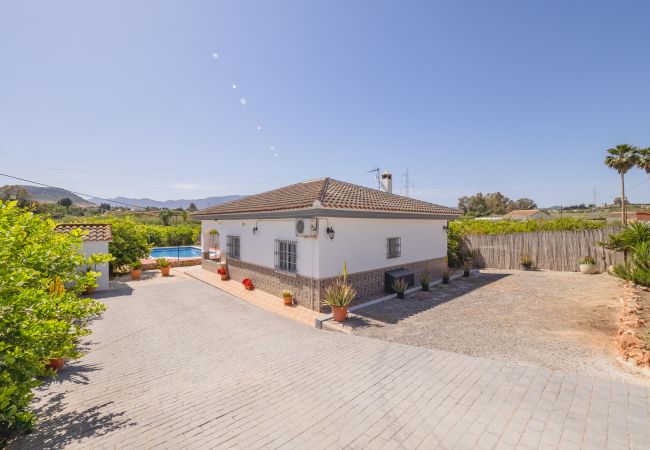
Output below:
[349,269,650,385]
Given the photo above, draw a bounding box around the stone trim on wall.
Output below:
[316,257,447,309]
[202,256,447,312]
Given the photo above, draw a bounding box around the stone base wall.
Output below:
[316,257,447,309]
[202,257,447,312]
[223,259,321,310]
[140,258,203,271]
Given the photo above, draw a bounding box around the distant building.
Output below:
[502,209,549,221]
[607,211,650,223]
[54,224,112,291]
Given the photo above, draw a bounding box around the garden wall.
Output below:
[466,227,623,272]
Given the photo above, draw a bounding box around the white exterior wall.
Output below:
[201,219,319,277]
[82,241,110,291]
[317,217,447,278]
[201,217,447,280]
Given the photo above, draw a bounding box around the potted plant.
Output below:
[156,258,171,276]
[579,256,598,274]
[242,278,254,290]
[282,289,294,306]
[520,255,533,271]
[420,272,432,291]
[82,268,100,294]
[46,356,65,372]
[393,278,409,299]
[322,262,356,322]
[130,260,142,280]
[441,267,451,284]
[463,260,472,277]
[217,266,229,281]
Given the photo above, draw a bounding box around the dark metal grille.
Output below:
[387,237,401,258]
[226,235,240,259]
[275,239,297,273]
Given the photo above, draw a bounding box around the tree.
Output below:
[107,219,151,271]
[0,185,33,208]
[0,201,106,443]
[57,197,73,211]
[484,192,513,215]
[511,198,537,210]
[159,209,173,226]
[605,144,639,225]
[99,202,111,212]
[458,193,488,216]
[636,147,650,176]
[188,202,198,212]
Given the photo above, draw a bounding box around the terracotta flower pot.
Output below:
[46,357,65,372]
[160,266,171,277]
[283,295,293,306]
[220,274,229,281]
[84,286,96,295]
[332,306,348,322]
[245,285,254,291]
[579,264,598,274]
[131,269,141,280]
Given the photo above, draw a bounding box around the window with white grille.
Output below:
[387,237,401,258]
[275,240,297,273]
[226,235,240,259]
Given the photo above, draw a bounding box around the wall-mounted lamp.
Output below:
[443,224,449,232]
[252,226,258,235]
[326,226,335,240]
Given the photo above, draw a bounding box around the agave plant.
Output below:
[323,278,357,307]
[420,272,432,291]
[322,262,357,308]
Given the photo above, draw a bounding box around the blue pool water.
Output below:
[150,246,208,259]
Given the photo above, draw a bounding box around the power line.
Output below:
[0,172,145,209]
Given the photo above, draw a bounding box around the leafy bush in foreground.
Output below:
[0,201,106,444]
[605,223,650,287]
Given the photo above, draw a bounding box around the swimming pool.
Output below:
[150,246,213,259]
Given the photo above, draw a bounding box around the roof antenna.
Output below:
[367,168,381,190]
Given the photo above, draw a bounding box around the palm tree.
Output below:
[604,144,639,225]
[637,147,650,176]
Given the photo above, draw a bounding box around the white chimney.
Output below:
[380,171,392,193]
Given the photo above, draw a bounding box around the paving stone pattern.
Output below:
[14,274,650,449]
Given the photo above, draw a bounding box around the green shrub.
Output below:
[0,201,106,444]
[108,220,151,273]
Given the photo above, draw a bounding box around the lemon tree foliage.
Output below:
[447,218,607,267]
[0,201,107,444]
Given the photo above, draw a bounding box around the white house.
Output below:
[54,223,112,291]
[192,176,460,310]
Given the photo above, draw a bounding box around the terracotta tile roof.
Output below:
[54,223,113,241]
[193,178,459,217]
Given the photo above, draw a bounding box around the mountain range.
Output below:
[2,185,242,209]
[86,195,242,209]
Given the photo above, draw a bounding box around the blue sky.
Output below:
[1,0,649,207]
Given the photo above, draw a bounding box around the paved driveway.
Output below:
[15,272,650,449]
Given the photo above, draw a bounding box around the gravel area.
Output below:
[347,269,650,385]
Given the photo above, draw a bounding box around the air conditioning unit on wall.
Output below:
[295,218,318,237]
